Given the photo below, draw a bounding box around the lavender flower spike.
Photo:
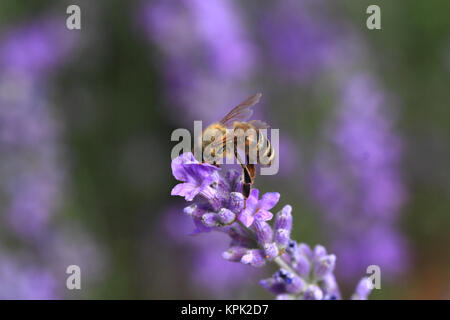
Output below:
[170,152,372,300]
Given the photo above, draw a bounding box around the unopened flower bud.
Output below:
[217,208,236,225]
[275,228,290,248]
[313,244,327,261]
[286,240,300,261]
[275,269,292,284]
[273,269,306,293]
[264,242,279,260]
[222,246,248,262]
[298,243,313,260]
[253,221,273,245]
[201,213,219,227]
[322,274,341,300]
[294,254,311,278]
[286,275,306,294]
[274,205,292,231]
[229,192,245,213]
[241,249,266,267]
[259,278,284,295]
[303,284,323,300]
[313,254,336,280]
[183,204,204,218]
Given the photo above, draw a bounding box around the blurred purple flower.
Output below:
[4,169,62,237]
[0,16,104,299]
[143,0,254,78]
[0,13,78,238]
[0,76,58,147]
[309,74,409,280]
[276,134,301,178]
[0,251,57,299]
[0,18,76,79]
[142,0,258,123]
[0,74,63,239]
[334,225,408,279]
[260,0,338,81]
[42,224,107,285]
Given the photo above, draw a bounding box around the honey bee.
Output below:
[198,93,274,198]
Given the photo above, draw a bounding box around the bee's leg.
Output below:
[246,154,256,182]
[243,170,253,199]
[243,153,255,197]
[233,148,252,204]
[242,167,252,199]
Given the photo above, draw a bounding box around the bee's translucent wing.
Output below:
[207,133,235,161]
[220,93,262,128]
[249,120,270,129]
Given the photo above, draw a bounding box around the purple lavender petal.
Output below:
[254,209,273,222]
[170,153,220,201]
[260,192,280,211]
[246,188,259,209]
[171,152,198,181]
[238,209,255,228]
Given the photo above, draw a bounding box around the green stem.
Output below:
[273,256,300,278]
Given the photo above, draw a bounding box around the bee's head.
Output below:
[200,123,227,164]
